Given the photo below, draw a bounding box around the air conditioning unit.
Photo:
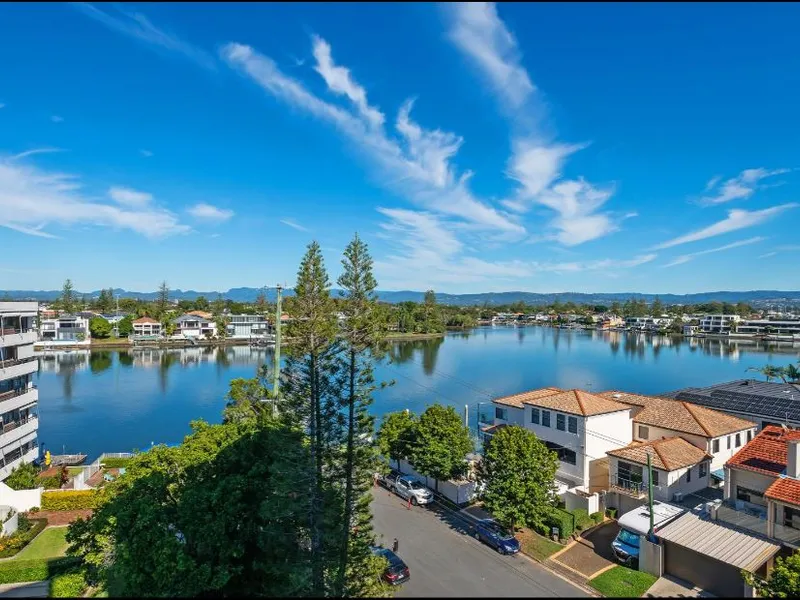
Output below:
[672,491,684,503]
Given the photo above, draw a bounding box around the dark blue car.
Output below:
[473,519,520,555]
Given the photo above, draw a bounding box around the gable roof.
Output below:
[187,310,214,320]
[133,317,159,324]
[764,478,800,506]
[599,391,756,438]
[494,388,630,417]
[607,437,712,471]
[726,425,800,477]
[175,314,213,324]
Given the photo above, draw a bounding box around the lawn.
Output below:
[516,528,564,562]
[589,565,657,598]
[13,527,68,561]
[67,467,84,477]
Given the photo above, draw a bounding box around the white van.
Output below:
[612,502,685,566]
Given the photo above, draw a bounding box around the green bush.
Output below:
[42,490,100,511]
[544,507,575,539]
[0,557,81,584]
[100,457,132,469]
[0,518,48,558]
[606,507,618,519]
[572,508,593,530]
[5,463,38,491]
[590,511,604,524]
[39,476,62,490]
[50,570,88,598]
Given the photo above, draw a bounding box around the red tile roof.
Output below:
[133,317,159,324]
[607,437,712,471]
[494,388,630,417]
[726,425,800,476]
[765,478,800,506]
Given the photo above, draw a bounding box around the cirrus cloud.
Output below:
[187,203,234,221]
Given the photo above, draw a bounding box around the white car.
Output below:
[392,475,434,506]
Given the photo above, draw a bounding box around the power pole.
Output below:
[647,451,655,542]
[272,284,283,417]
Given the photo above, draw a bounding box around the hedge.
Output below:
[42,490,100,511]
[544,507,575,539]
[589,511,604,524]
[0,518,48,559]
[0,557,81,584]
[572,508,593,531]
[100,457,132,469]
[50,569,88,598]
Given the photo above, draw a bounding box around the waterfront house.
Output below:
[173,314,217,339]
[596,314,624,330]
[187,310,214,321]
[599,391,757,473]
[0,302,40,480]
[39,314,91,344]
[666,379,800,431]
[699,314,740,334]
[734,318,800,339]
[132,317,162,339]
[486,387,633,493]
[226,314,271,339]
[606,437,711,513]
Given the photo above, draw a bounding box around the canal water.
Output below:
[34,327,799,460]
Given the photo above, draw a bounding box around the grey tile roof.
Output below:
[665,379,800,422]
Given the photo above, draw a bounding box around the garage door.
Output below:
[664,541,743,597]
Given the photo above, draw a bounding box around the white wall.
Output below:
[396,459,477,505]
[634,423,756,471]
[585,410,633,487]
[725,468,775,507]
[493,405,525,427]
[708,428,756,471]
[607,456,709,502]
[0,482,42,512]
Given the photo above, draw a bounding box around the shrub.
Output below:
[589,511,604,524]
[606,507,618,519]
[544,507,575,539]
[39,476,62,490]
[42,490,100,511]
[0,518,47,558]
[50,570,88,598]
[0,557,81,584]
[5,463,38,491]
[572,508,593,531]
[100,457,132,469]
[27,507,40,514]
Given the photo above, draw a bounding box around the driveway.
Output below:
[371,487,588,597]
[551,522,619,578]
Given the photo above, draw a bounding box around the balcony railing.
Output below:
[0,386,36,403]
[1,415,38,435]
[715,501,769,537]
[0,328,35,336]
[611,475,647,497]
[0,357,37,370]
[773,522,800,546]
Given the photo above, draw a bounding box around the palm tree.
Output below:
[747,365,784,382]
[783,363,800,383]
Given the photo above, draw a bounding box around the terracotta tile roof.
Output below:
[187,310,213,320]
[494,387,562,408]
[494,388,631,417]
[765,478,800,506]
[599,390,756,438]
[607,437,712,471]
[726,425,800,476]
[133,317,159,324]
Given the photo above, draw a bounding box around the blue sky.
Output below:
[1,2,799,294]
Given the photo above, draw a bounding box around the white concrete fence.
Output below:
[0,481,41,512]
[395,459,478,506]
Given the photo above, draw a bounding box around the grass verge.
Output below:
[517,528,564,562]
[588,565,657,598]
[49,569,88,598]
[14,527,68,561]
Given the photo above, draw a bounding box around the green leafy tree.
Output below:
[59,279,76,314]
[194,296,210,311]
[651,296,664,316]
[610,301,622,316]
[222,375,270,424]
[747,365,784,382]
[211,294,225,317]
[4,462,38,490]
[743,551,800,598]
[89,317,112,339]
[156,281,170,316]
[479,425,559,532]
[412,404,473,492]
[117,316,133,337]
[377,410,418,470]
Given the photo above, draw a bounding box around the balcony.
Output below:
[773,522,800,547]
[0,386,37,412]
[0,416,38,448]
[0,356,38,380]
[0,329,37,347]
[714,501,769,537]
[0,446,39,480]
[611,475,648,498]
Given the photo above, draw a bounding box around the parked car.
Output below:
[371,547,410,586]
[473,519,520,555]
[612,501,685,567]
[392,475,434,505]
[379,468,403,490]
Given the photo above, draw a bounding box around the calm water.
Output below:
[34,327,800,460]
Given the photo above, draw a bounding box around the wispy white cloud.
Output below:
[663,237,765,268]
[759,252,777,259]
[70,2,216,71]
[187,203,234,221]
[652,204,797,250]
[108,186,153,207]
[445,2,620,246]
[0,154,189,238]
[701,168,790,205]
[777,245,800,251]
[10,147,63,161]
[209,233,221,239]
[221,40,522,235]
[51,115,64,123]
[531,253,658,274]
[140,149,154,158]
[279,218,310,232]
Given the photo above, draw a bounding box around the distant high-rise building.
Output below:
[0,302,40,480]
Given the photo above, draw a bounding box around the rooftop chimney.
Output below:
[788,440,800,479]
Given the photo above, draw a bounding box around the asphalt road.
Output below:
[371,487,588,598]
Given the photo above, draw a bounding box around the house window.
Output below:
[651,470,659,487]
[727,436,731,450]
[784,506,800,530]
[699,462,707,478]
[638,425,649,440]
[495,407,508,421]
[568,416,578,434]
[531,408,540,425]
[735,433,742,447]
[736,486,764,504]
[712,439,720,453]
[686,467,691,483]
[542,410,551,428]
[544,441,577,466]
[556,413,566,431]
[747,430,753,442]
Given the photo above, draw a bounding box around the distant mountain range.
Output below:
[2,288,800,307]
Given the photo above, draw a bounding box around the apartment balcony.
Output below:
[610,475,651,498]
[0,329,37,347]
[773,522,800,547]
[0,446,39,481]
[0,386,38,413]
[0,357,38,380]
[0,416,38,450]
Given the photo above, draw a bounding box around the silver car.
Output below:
[392,475,434,505]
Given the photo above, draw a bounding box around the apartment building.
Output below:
[734,319,800,338]
[699,314,740,334]
[226,314,271,339]
[173,314,217,339]
[0,302,40,480]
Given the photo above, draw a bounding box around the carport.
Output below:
[657,512,780,597]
